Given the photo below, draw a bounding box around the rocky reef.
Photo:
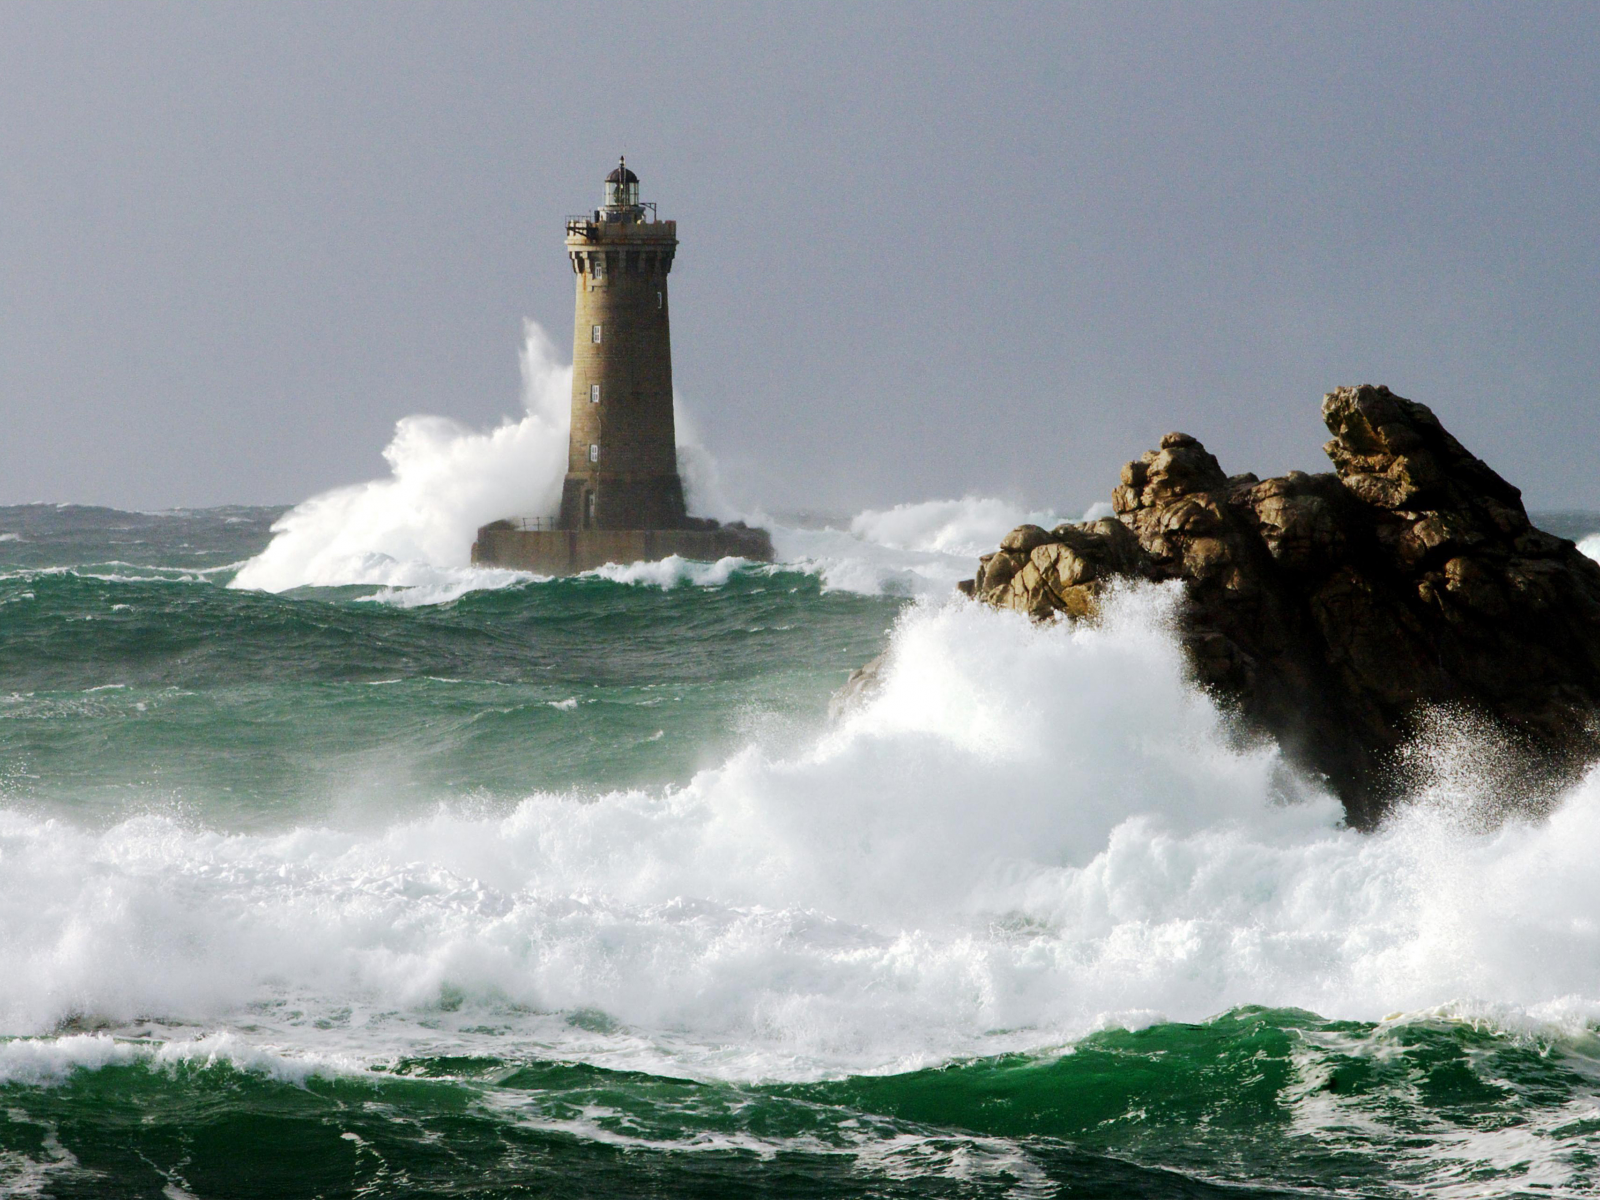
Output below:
[959,385,1600,826]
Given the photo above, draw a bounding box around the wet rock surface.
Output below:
[959,385,1600,826]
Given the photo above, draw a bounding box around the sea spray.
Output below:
[232,322,743,599]
[231,321,571,594]
[768,497,1102,597]
[847,496,1066,558]
[225,319,1091,601]
[7,505,1600,1195]
[6,583,1600,1081]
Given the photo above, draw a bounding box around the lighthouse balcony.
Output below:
[565,215,677,242]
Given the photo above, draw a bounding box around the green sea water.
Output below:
[3,503,1600,1198]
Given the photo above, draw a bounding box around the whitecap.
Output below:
[6,586,1600,1083]
[588,555,747,590]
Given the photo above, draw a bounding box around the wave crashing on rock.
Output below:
[960,385,1600,827]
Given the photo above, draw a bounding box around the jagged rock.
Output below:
[962,517,1160,621]
[961,385,1600,827]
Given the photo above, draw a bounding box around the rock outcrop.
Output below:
[959,385,1600,826]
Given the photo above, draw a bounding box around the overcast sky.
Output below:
[2,2,1596,514]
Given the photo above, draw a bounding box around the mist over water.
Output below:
[4,364,1600,1193]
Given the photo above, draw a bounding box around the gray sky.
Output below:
[2,2,1597,514]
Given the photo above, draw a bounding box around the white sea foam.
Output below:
[0,1033,142,1085]
[223,321,1081,602]
[770,497,1097,598]
[230,322,572,599]
[358,564,536,609]
[588,554,748,590]
[3,585,1600,1082]
[0,564,225,587]
[849,496,1065,557]
[0,1031,358,1087]
[1580,533,1600,563]
[230,322,742,603]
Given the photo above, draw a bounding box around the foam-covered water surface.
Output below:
[5,496,1600,1196]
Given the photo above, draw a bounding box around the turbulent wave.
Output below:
[769,496,1096,597]
[9,1009,1598,1198]
[230,322,742,602]
[229,321,572,597]
[7,585,1600,1077]
[223,323,1101,603]
[848,496,1085,557]
[7,503,1600,1194]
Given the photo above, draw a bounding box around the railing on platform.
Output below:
[506,516,560,532]
[566,202,659,236]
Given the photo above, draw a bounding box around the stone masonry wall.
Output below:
[561,220,685,530]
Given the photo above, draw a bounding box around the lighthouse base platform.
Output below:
[471,520,774,576]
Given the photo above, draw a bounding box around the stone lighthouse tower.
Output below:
[472,159,772,573]
[558,158,686,530]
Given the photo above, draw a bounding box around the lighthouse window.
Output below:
[591,324,602,344]
[588,443,600,463]
[657,291,663,309]
[589,383,600,404]
[592,257,603,279]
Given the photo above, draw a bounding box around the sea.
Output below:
[5,332,1600,1198]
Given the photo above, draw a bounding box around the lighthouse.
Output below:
[558,158,686,530]
[472,159,772,573]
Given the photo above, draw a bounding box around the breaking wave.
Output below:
[770,497,1106,597]
[225,321,1100,603]
[229,322,739,602]
[5,584,1600,1083]
[230,321,572,596]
